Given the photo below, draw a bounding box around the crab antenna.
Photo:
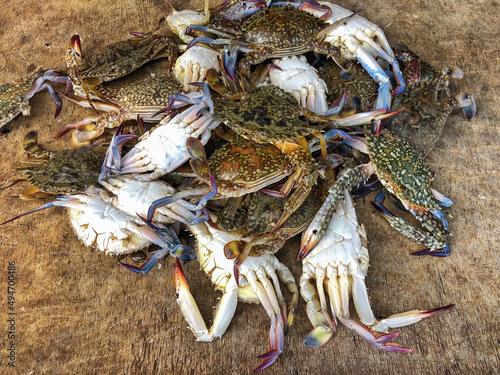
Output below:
[165,0,177,12]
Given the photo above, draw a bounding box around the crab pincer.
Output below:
[119,216,195,274]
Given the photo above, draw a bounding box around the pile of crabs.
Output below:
[0,0,476,371]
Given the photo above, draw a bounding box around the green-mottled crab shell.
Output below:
[0,68,42,128]
[213,85,321,142]
[366,134,441,210]
[208,138,294,188]
[22,148,103,194]
[384,78,455,158]
[92,74,182,107]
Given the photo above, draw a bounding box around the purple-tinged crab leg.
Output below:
[324,90,347,115]
[188,82,214,113]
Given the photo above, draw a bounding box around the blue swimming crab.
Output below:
[55,73,184,146]
[299,132,453,259]
[384,66,476,157]
[64,18,177,98]
[0,131,103,199]
[300,183,454,350]
[186,4,342,73]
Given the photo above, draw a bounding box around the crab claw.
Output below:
[456,92,476,121]
[118,252,164,274]
[221,45,239,81]
[175,259,211,338]
[70,35,83,59]
[303,325,334,349]
[339,318,413,353]
[372,304,455,331]
[411,246,450,257]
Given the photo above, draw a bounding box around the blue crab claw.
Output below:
[431,188,453,208]
[324,90,347,115]
[372,202,450,257]
[219,0,267,20]
[322,128,353,142]
[188,82,214,113]
[372,107,405,135]
[339,318,413,353]
[118,252,164,274]
[457,92,476,121]
[411,246,450,257]
[222,45,239,81]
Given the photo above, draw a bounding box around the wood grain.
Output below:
[0,0,498,374]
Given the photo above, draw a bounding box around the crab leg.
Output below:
[301,266,337,348]
[340,304,455,352]
[274,261,299,333]
[372,202,450,257]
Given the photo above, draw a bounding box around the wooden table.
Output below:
[0,1,498,373]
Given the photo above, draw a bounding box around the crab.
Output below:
[54,73,184,146]
[264,55,330,114]
[384,66,476,157]
[300,185,454,351]
[174,45,220,91]
[175,217,298,372]
[0,188,192,260]
[186,4,341,72]
[146,137,300,227]
[0,131,103,199]
[103,101,220,181]
[65,18,177,98]
[297,0,406,111]
[299,132,453,259]
[0,68,65,128]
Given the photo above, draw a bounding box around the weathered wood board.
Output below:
[0,0,498,374]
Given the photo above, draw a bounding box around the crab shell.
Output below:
[207,139,296,198]
[0,68,43,128]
